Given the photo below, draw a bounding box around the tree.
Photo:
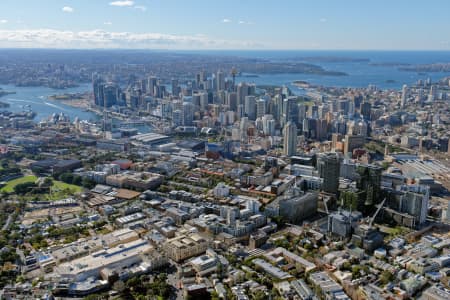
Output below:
[113,280,125,293]
[252,290,268,300]
[380,270,394,285]
[211,291,220,300]
[271,216,286,228]
[341,261,352,271]
[14,182,37,195]
[81,177,96,189]
[42,177,54,188]
[72,175,82,186]
[59,173,74,184]
[153,273,171,298]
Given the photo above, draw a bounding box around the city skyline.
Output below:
[0,0,450,50]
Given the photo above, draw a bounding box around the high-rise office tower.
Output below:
[147,76,157,97]
[262,115,275,136]
[337,99,349,115]
[256,98,267,119]
[401,84,408,108]
[398,185,429,225]
[237,104,244,120]
[272,94,283,123]
[283,121,297,156]
[356,164,382,209]
[282,96,299,126]
[348,101,355,117]
[93,76,105,107]
[226,92,238,111]
[191,93,201,108]
[182,102,195,126]
[244,95,256,120]
[171,79,179,97]
[429,85,437,101]
[360,101,372,120]
[344,134,365,155]
[237,82,249,107]
[216,70,225,91]
[103,83,119,108]
[316,119,329,141]
[161,101,172,119]
[139,79,147,93]
[240,117,249,141]
[298,103,307,125]
[215,90,225,105]
[317,152,341,194]
[172,109,182,126]
[199,92,209,112]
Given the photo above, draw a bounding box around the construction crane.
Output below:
[369,198,386,228]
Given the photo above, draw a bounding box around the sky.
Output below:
[0,0,450,50]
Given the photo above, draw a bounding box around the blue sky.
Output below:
[0,0,449,50]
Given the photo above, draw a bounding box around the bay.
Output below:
[0,83,98,122]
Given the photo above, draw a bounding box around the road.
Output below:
[2,214,12,231]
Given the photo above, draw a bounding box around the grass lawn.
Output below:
[1,176,83,200]
[0,175,38,193]
[44,180,83,200]
[52,180,83,193]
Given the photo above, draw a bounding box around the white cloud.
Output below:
[222,18,231,23]
[104,21,113,25]
[238,20,254,25]
[0,20,8,24]
[62,6,74,13]
[0,28,262,49]
[319,18,327,23]
[134,5,147,11]
[109,0,134,7]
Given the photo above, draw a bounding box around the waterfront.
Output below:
[1,51,450,123]
[233,50,450,92]
[0,83,98,122]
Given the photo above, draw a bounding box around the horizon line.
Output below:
[0,47,450,52]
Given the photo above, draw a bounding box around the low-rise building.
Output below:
[56,239,154,282]
[106,171,163,191]
[309,271,350,300]
[163,233,209,262]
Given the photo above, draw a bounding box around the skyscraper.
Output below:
[356,164,381,208]
[317,152,341,194]
[244,95,256,120]
[398,185,429,225]
[401,84,408,108]
[298,103,307,126]
[262,114,275,136]
[171,78,179,97]
[199,92,209,112]
[92,74,108,108]
[226,92,238,111]
[182,102,195,126]
[103,83,119,108]
[237,82,249,107]
[429,85,437,101]
[256,98,267,119]
[272,94,283,123]
[360,101,372,120]
[147,76,158,97]
[283,96,299,126]
[283,121,297,156]
[216,70,225,91]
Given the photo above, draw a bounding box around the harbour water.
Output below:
[232,50,450,92]
[1,51,450,123]
[0,83,98,122]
